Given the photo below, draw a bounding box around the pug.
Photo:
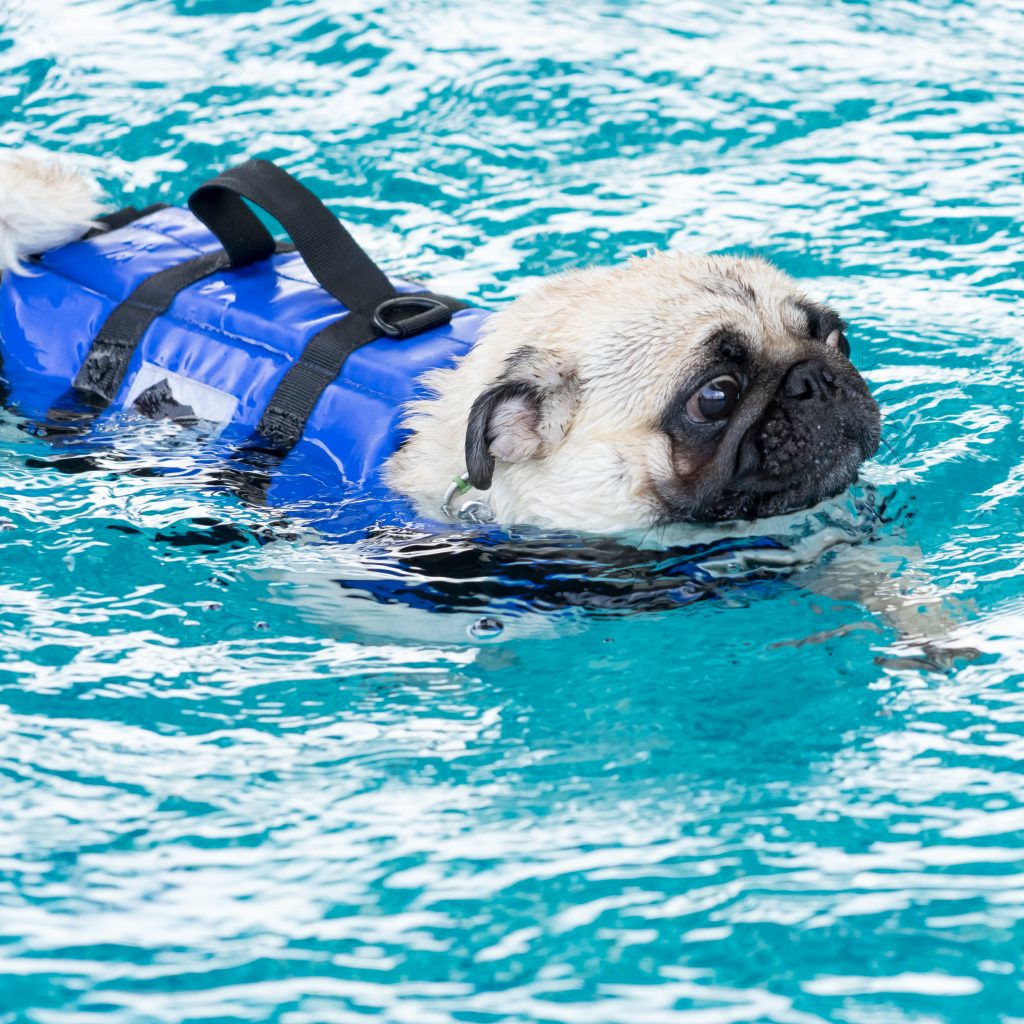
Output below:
[387,254,881,535]
[0,152,880,537]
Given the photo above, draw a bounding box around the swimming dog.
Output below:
[0,152,881,537]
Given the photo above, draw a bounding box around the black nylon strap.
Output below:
[258,316,372,449]
[46,240,301,430]
[73,251,230,404]
[188,159,396,313]
[46,251,230,425]
[253,292,467,453]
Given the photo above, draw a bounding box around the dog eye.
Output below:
[686,376,740,424]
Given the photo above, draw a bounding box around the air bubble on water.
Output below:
[469,616,504,639]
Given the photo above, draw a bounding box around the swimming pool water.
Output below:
[1,0,1023,1021]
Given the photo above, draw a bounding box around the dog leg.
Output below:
[796,541,977,669]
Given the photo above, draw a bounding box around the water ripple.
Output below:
[2,0,1023,1021]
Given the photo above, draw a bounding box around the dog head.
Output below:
[455,253,881,533]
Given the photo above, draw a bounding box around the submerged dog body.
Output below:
[0,153,880,536]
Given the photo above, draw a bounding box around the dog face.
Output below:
[648,303,881,524]
[389,253,881,534]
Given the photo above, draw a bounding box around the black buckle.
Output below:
[372,294,452,339]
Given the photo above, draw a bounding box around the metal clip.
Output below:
[441,473,495,524]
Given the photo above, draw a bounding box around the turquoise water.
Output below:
[2,0,1023,1021]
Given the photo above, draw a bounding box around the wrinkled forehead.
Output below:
[574,277,838,430]
[694,290,821,362]
[595,285,822,381]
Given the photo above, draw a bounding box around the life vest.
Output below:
[0,159,491,536]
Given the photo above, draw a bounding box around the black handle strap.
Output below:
[188,159,396,313]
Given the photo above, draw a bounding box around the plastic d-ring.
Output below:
[372,295,452,339]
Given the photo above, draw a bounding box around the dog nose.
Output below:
[782,360,835,401]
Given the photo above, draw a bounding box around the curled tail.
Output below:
[0,152,104,273]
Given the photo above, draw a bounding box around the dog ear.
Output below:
[464,355,579,490]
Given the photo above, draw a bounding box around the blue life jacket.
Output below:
[0,159,491,537]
